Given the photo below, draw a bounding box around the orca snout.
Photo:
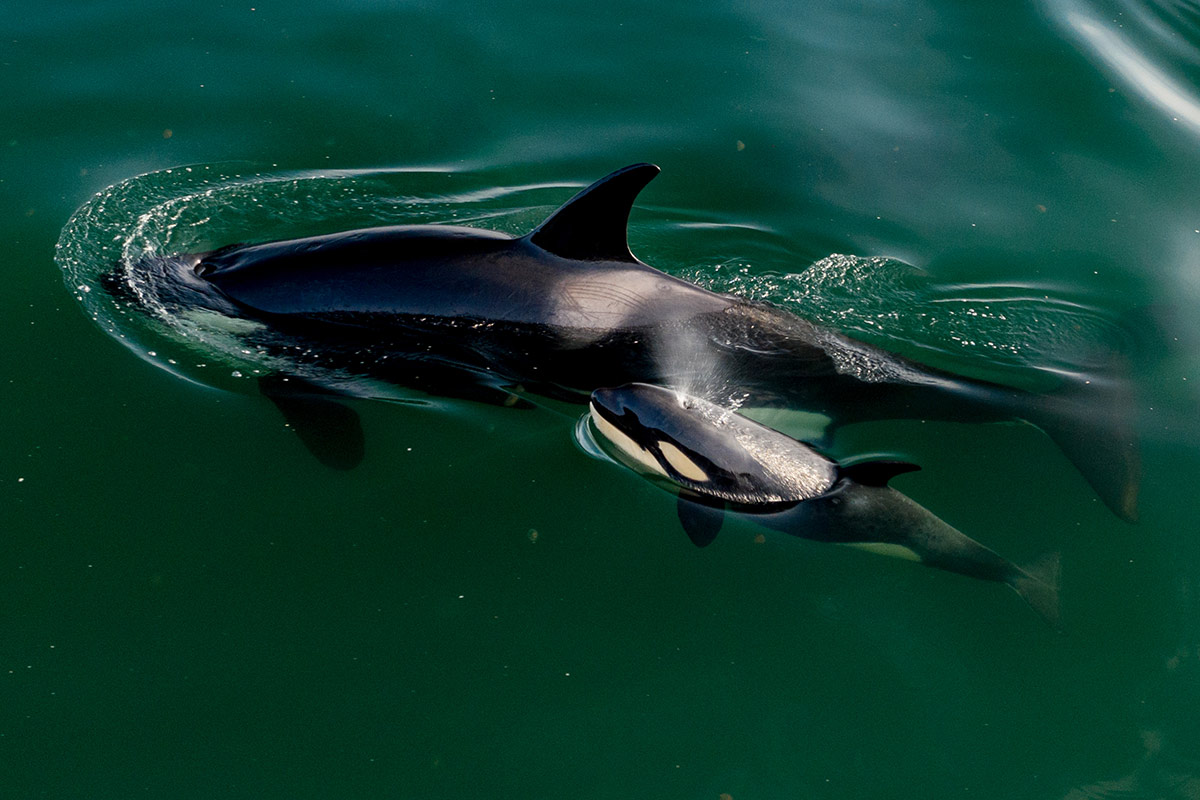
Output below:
[588,387,635,443]
[588,386,626,417]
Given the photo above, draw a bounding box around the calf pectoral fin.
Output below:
[259,375,365,470]
[676,496,725,547]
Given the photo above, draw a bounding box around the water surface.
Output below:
[4,1,1200,798]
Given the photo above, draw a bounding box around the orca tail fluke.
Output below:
[1010,551,1062,631]
[1023,369,1141,522]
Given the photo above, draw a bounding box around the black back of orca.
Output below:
[198,164,728,330]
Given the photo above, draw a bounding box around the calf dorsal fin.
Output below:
[840,459,921,487]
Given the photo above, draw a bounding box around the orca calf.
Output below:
[116,164,1138,519]
[586,382,1062,628]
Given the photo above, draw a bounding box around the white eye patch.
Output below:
[589,403,669,479]
[657,441,710,482]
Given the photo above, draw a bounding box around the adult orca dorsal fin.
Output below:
[525,163,660,262]
[840,460,921,487]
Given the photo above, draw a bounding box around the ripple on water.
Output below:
[680,251,1128,388]
[55,164,578,394]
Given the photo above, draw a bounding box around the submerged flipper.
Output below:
[677,496,725,547]
[525,163,660,262]
[259,375,365,470]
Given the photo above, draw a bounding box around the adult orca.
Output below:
[117,164,1139,519]
[586,382,1062,628]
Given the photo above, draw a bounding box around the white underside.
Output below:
[841,542,923,562]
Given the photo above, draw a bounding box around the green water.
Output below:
[5,1,1200,797]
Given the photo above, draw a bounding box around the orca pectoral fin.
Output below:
[258,375,365,470]
[676,496,725,548]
